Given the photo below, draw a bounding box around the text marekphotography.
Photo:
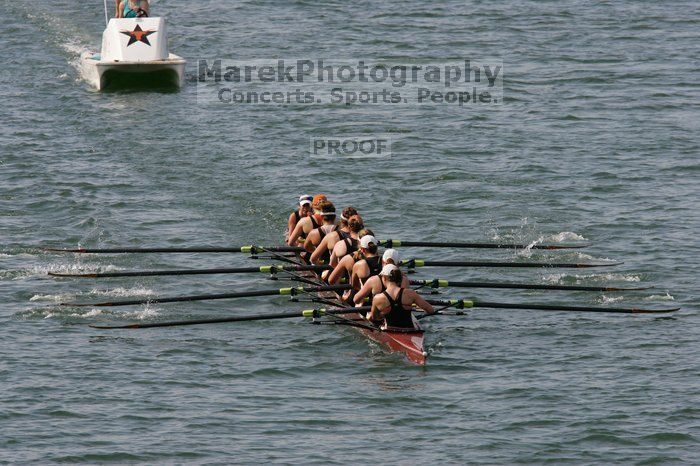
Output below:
[197,59,503,107]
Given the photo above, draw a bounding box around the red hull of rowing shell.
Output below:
[295,251,427,364]
[341,311,427,365]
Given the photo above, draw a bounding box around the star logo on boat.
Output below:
[120,24,156,46]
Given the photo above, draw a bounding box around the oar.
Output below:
[43,245,304,254]
[401,259,622,269]
[411,279,650,292]
[49,260,619,279]
[45,240,586,254]
[380,239,588,250]
[48,264,330,278]
[90,305,371,329]
[62,284,351,307]
[426,299,680,314]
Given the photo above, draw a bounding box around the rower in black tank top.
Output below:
[300,216,321,241]
[362,272,387,306]
[365,255,382,277]
[343,236,359,255]
[315,225,338,264]
[382,288,414,328]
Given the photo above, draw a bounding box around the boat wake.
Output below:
[10,4,96,87]
[17,304,160,321]
[543,272,643,284]
[0,263,120,280]
[548,231,588,242]
[644,293,675,301]
[63,40,95,88]
[600,295,626,304]
[29,286,155,303]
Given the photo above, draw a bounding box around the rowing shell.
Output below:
[296,255,428,365]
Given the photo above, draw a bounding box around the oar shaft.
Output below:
[91,311,305,329]
[475,301,679,314]
[427,299,679,314]
[402,260,622,269]
[44,246,304,254]
[411,279,649,292]
[46,241,589,254]
[381,240,588,250]
[49,264,330,278]
[50,267,261,278]
[65,285,351,307]
[90,305,372,329]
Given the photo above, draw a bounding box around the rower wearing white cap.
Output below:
[309,206,358,265]
[336,234,381,301]
[353,248,409,306]
[327,227,373,287]
[350,235,382,289]
[366,264,434,329]
[287,195,312,241]
[302,200,338,260]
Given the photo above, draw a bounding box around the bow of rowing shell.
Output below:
[295,253,428,365]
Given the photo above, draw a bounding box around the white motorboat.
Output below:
[81,17,185,90]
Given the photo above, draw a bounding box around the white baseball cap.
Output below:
[299,195,313,206]
[360,235,377,249]
[382,248,400,264]
[379,264,399,276]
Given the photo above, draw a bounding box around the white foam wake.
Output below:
[549,231,587,242]
[543,273,643,284]
[644,293,675,301]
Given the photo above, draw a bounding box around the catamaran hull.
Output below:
[81,52,186,90]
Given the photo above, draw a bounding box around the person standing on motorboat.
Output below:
[116,0,150,18]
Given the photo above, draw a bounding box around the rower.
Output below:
[309,206,358,265]
[302,200,338,259]
[334,234,381,301]
[366,264,435,328]
[287,195,313,241]
[353,248,409,306]
[327,230,373,288]
[349,234,381,292]
[287,194,327,246]
[328,214,364,266]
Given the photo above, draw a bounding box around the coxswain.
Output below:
[287,194,327,246]
[287,195,313,241]
[309,206,358,265]
[353,248,409,306]
[302,200,338,258]
[366,264,434,328]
